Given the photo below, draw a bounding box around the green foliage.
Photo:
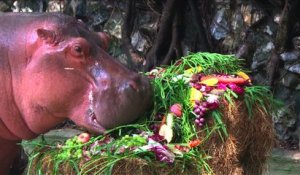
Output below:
[180,52,245,74]
[244,86,283,118]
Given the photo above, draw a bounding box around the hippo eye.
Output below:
[71,45,84,57]
[74,46,83,54]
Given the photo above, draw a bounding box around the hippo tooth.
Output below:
[90,112,98,123]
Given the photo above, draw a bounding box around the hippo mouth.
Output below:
[85,108,106,133]
[80,74,153,134]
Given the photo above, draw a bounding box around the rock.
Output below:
[89,13,109,31]
[131,31,148,52]
[273,107,297,140]
[231,9,244,31]
[292,36,300,50]
[104,12,123,39]
[240,2,266,27]
[210,8,229,40]
[284,63,300,74]
[268,148,300,175]
[280,51,300,62]
[214,0,231,9]
[0,1,10,12]
[273,85,299,142]
[273,13,282,24]
[281,72,300,88]
[22,128,83,155]
[264,25,273,36]
[271,148,300,160]
[274,85,293,101]
[294,91,300,120]
[48,0,64,12]
[251,42,275,70]
[252,72,270,85]
[12,1,33,12]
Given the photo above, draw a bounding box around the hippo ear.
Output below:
[36,29,59,45]
[96,32,110,51]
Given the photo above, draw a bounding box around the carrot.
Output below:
[200,76,247,85]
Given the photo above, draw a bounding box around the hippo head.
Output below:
[16,14,153,134]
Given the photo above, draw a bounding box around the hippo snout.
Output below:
[91,70,153,131]
[122,74,150,93]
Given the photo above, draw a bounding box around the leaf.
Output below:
[200,78,218,86]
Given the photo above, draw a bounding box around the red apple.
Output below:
[170,103,182,117]
[77,133,91,143]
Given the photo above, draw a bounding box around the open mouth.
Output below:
[87,108,98,124]
[86,107,106,132]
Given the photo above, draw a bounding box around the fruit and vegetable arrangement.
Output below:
[24,52,278,175]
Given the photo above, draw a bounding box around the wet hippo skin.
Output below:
[0,13,153,174]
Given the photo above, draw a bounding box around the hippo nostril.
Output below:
[128,81,139,91]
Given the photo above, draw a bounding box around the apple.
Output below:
[77,133,91,143]
[169,103,182,117]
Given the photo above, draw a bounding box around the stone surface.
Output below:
[210,8,229,40]
[22,129,82,155]
[240,3,266,27]
[266,148,300,175]
[251,42,275,70]
[281,72,300,88]
[0,1,10,12]
[285,64,300,74]
[280,51,300,62]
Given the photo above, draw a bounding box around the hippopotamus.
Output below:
[0,13,153,174]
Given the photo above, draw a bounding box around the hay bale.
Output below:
[201,101,274,175]
[29,154,199,175]
[27,101,274,175]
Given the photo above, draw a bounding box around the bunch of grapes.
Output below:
[193,101,209,127]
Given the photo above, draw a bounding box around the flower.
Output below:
[206,94,219,104]
[217,83,227,90]
[228,83,244,94]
